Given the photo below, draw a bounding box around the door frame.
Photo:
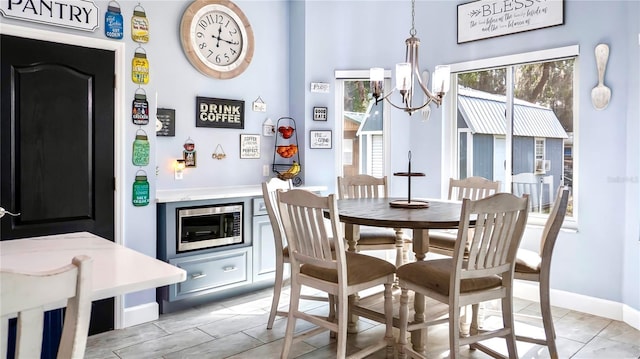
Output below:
[0,23,126,328]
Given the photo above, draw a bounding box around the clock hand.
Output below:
[215,25,222,47]
[211,33,239,46]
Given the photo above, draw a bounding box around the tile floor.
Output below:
[86,284,640,359]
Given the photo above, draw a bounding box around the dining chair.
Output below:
[261,178,329,330]
[337,174,411,267]
[473,187,569,359]
[1,255,93,359]
[428,176,501,256]
[278,189,396,359]
[396,193,529,359]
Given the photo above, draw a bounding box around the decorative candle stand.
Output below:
[390,151,429,208]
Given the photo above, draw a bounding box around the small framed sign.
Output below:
[313,107,328,121]
[240,134,261,159]
[310,130,332,149]
[196,97,244,129]
[457,0,564,44]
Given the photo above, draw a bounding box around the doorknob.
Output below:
[0,207,20,218]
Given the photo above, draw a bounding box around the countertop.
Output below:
[156,184,328,203]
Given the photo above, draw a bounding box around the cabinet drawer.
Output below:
[170,249,249,299]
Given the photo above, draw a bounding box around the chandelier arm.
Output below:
[382,93,437,114]
[413,65,441,103]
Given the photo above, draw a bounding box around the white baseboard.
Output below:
[514,281,640,331]
[122,302,160,328]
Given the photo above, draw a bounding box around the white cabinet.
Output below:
[252,197,277,282]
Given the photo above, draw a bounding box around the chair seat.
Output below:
[301,251,396,285]
[515,248,542,274]
[396,258,502,296]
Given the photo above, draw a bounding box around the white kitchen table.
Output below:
[0,231,186,305]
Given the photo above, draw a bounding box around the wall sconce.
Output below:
[174,159,186,180]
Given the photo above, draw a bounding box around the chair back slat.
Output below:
[262,178,293,256]
[449,176,501,201]
[539,187,570,271]
[277,189,344,271]
[337,174,388,199]
[457,193,529,277]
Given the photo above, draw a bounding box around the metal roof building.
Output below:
[458,87,568,139]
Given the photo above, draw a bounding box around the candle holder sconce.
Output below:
[390,151,429,208]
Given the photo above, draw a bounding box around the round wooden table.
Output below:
[336,197,464,354]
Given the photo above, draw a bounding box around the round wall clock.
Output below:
[180,0,254,79]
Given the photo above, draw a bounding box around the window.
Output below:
[445,46,578,224]
[335,71,390,178]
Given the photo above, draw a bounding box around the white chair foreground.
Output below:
[278,189,395,359]
[396,193,529,359]
[1,255,93,359]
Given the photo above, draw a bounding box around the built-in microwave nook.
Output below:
[156,185,326,313]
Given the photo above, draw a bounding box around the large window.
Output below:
[446,46,578,223]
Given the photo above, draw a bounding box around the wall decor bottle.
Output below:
[132,88,149,125]
[132,129,150,166]
[131,47,149,84]
[132,170,149,206]
[131,4,149,43]
[105,1,124,39]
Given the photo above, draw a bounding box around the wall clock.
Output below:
[180,0,254,79]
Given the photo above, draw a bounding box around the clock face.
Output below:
[181,0,254,79]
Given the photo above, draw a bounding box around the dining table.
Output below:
[1,231,187,358]
[336,197,465,354]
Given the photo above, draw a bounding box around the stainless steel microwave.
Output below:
[176,203,243,252]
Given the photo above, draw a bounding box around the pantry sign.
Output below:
[0,0,99,31]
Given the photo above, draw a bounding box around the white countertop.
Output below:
[156,184,328,203]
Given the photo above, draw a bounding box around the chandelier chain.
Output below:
[410,0,416,37]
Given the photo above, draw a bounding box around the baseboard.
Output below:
[122,302,160,328]
[514,281,640,331]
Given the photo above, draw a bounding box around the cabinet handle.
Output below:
[223,266,237,272]
[191,273,207,280]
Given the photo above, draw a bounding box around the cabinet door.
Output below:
[252,215,278,282]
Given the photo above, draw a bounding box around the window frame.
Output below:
[334,70,392,179]
[442,45,579,229]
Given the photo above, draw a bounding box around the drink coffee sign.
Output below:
[196,97,244,129]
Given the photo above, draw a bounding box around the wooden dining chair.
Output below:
[396,193,529,359]
[1,255,93,359]
[337,174,411,267]
[261,178,328,330]
[278,189,396,359]
[429,176,501,256]
[478,186,569,359]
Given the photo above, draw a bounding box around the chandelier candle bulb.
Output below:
[396,63,412,91]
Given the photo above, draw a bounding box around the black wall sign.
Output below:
[196,97,244,129]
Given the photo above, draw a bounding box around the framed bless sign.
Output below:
[457,0,564,43]
[196,97,244,129]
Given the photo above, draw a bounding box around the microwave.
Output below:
[176,203,243,252]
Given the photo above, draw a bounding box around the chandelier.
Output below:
[370,0,450,115]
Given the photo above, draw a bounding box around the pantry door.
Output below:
[0,34,116,335]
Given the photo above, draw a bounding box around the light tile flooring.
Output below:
[86,284,640,359]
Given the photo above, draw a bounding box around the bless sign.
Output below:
[196,97,244,129]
